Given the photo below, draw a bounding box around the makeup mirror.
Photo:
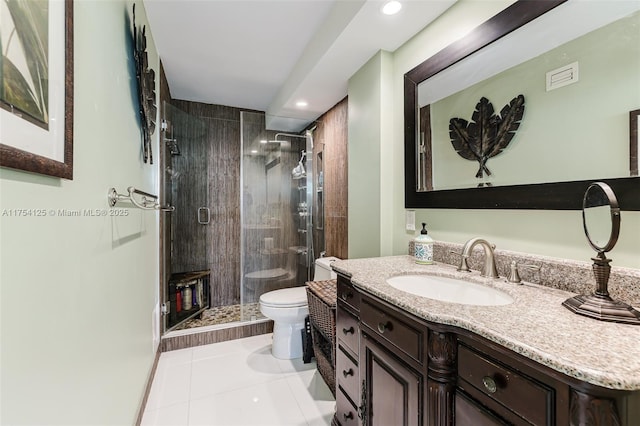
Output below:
[582,183,620,253]
[562,182,640,324]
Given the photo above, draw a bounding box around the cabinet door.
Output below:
[361,334,422,426]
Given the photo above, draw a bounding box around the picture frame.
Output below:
[631,109,639,177]
[0,0,74,180]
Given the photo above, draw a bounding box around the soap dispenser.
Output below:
[414,223,434,265]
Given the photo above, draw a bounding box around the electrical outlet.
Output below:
[152,304,160,352]
[406,210,416,231]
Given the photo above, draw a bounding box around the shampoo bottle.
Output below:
[414,223,434,264]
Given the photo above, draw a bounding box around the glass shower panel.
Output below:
[240,111,312,321]
[163,102,210,331]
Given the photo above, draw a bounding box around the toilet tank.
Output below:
[314,256,340,280]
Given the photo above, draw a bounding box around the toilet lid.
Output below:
[259,286,307,307]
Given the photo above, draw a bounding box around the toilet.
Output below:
[259,256,339,359]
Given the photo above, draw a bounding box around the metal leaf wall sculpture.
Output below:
[132,4,157,164]
[449,95,525,183]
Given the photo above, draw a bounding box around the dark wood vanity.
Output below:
[333,273,640,426]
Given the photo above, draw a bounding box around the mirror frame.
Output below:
[404,0,640,211]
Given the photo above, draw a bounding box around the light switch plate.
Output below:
[406,210,416,231]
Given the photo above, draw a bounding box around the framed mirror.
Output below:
[404,0,640,210]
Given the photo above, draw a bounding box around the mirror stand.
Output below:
[562,182,640,325]
[562,252,640,325]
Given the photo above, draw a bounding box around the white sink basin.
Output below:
[386,275,514,306]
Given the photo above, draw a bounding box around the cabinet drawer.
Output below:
[337,346,359,400]
[455,391,507,426]
[337,277,360,313]
[337,308,359,355]
[336,388,359,426]
[360,297,424,363]
[458,345,552,425]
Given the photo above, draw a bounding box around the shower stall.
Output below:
[160,104,316,334]
[240,111,315,306]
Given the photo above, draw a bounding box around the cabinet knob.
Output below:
[341,292,353,301]
[377,321,392,334]
[343,411,354,421]
[343,368,354,378]
[342,326,355,335]
[482,376,498,394]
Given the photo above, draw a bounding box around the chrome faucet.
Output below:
[457,238,499,278]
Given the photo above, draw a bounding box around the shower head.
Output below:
[292,150,307,178]
[292,161,305,178]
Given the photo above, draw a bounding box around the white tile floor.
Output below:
[141,333,336,426]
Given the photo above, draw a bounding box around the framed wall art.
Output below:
[0,0,74,179]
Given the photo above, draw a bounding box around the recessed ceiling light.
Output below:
[250,149,258,154]
[296,100,308,108]
[382,1,402,15]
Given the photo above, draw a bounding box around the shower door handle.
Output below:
[197,207,210,224]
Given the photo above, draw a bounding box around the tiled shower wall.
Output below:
[312,97,348,260]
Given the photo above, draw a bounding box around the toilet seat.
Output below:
[245,268,288,280]
[259,286,307,308]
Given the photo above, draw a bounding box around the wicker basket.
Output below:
[306,279,337,395]
[312,326,336,396]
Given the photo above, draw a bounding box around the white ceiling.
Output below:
[143,0,457,130]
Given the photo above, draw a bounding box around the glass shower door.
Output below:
[163,103,210,331]
[239,112,311,321]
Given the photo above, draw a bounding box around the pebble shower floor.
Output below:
[173,303,265,330]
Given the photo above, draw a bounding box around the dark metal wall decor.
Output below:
[132,4,157,164]
[449,95,524,186]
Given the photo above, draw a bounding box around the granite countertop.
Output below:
[331,255,640,391]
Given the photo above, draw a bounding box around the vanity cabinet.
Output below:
[334,273,640,426]
[360,292,427,426]
[335,276,361,426]
[361,335,423,426]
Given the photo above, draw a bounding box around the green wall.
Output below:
[347,0,640,269]
[0,1,160,424]
[430,12,639,189]
[348,52,383,258]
